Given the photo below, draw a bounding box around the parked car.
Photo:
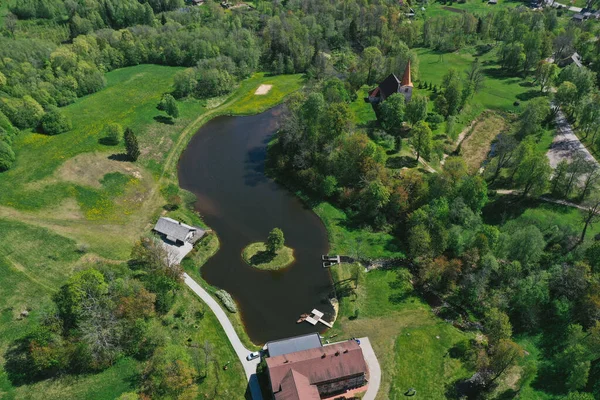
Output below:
[246,351,260,361]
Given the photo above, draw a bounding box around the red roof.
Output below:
[267,340,368,395]
[275,370,321,400]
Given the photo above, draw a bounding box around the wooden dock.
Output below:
[304,309,333,328]
[322,255,341,268]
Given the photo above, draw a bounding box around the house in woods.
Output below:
[488,0,498,5]
[572,13,585,22]
[558,52,583,68]
[266,339,368,399]
[153,217,205,246]
[366,60,413,104]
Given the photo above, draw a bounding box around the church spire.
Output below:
[400,60,413,87]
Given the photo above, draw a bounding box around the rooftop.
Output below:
[267,333,323,357]
[153,217,204,243]
[267,340,368,395]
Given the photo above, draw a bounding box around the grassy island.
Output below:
[242,242,295,270]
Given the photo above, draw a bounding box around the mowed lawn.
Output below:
[416,47,539,113]
[329,265,473,399]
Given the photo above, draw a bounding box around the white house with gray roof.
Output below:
[153,217,205,246]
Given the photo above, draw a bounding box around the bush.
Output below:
[426,113,445,130]
[40,106,71,135]
[103,123,123,145]
[215,289,237,313]
[0,141,16,171]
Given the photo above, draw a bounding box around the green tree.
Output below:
[408,224,432,259]
[157,94,179,119]
[484,308,512,345]
[434,95,449,117]
[378,93,405,134]
[124,128,140,161]
[267,228,285,254]
[465,58,485,93]
[556,81,578,116]
[103,123,123,145]
[0,141,16,172]
[362,46,383,84]
[409,121,432,162]
[53,269,109,330]
[142,345,196,398]
[405,94,428,126]
[519,97,550,137]
[39,107,71,136]
[536,61,558,93]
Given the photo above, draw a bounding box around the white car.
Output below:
[246,351,260,361]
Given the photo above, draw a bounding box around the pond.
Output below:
[178,107,335,344]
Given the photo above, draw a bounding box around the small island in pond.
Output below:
[242,228,294,270]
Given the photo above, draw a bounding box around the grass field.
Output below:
[0,65,305,398]
[416,47,538,113]
[313,202,405,259]
[328,264,473,399]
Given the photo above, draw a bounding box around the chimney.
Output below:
[343,349,349,354]
[335,351,340,356]
[321,354,326,359]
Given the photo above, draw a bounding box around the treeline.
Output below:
[4,237,203,398]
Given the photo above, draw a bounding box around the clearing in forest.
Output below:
[459,112,508,173]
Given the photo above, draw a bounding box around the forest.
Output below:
[1,0,600,399]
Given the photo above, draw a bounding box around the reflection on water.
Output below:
[178,107,334,344]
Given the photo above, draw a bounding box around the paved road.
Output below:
[359,337,382,400]
[183,273,263,400]
[547,106,598,169]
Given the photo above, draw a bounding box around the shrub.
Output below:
[103,123,123,145]
[40,106,71,135]
[215,289,237,313]
[0,141,16,171]
[426,112,444,130]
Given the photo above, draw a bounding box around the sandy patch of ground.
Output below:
[254,84,273,95]
[56,152,144,187]
[27,152,145,190]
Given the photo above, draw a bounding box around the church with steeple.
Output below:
[366,60,413,104]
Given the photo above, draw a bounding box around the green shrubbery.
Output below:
[0,140,16,172]
[39,106,71,135]
[215,289,237,313]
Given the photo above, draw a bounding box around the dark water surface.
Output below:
[178,107,334,344]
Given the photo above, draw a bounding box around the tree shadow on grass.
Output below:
[98,137,120,146]
[386,156,417,169]
[249,250,276,265]
[154,115,174,125]
[108,153,131,162]
[516,89,543,102]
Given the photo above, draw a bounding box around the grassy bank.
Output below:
[328,263,473,399]
[242,243,295,270]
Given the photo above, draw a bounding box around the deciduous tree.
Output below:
[409,121,432,162]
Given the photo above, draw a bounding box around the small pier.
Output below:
[322,255,341,268]
[304,309,333,328]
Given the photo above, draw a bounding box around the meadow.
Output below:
[0,64,305,399]
[328,263,475,399]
